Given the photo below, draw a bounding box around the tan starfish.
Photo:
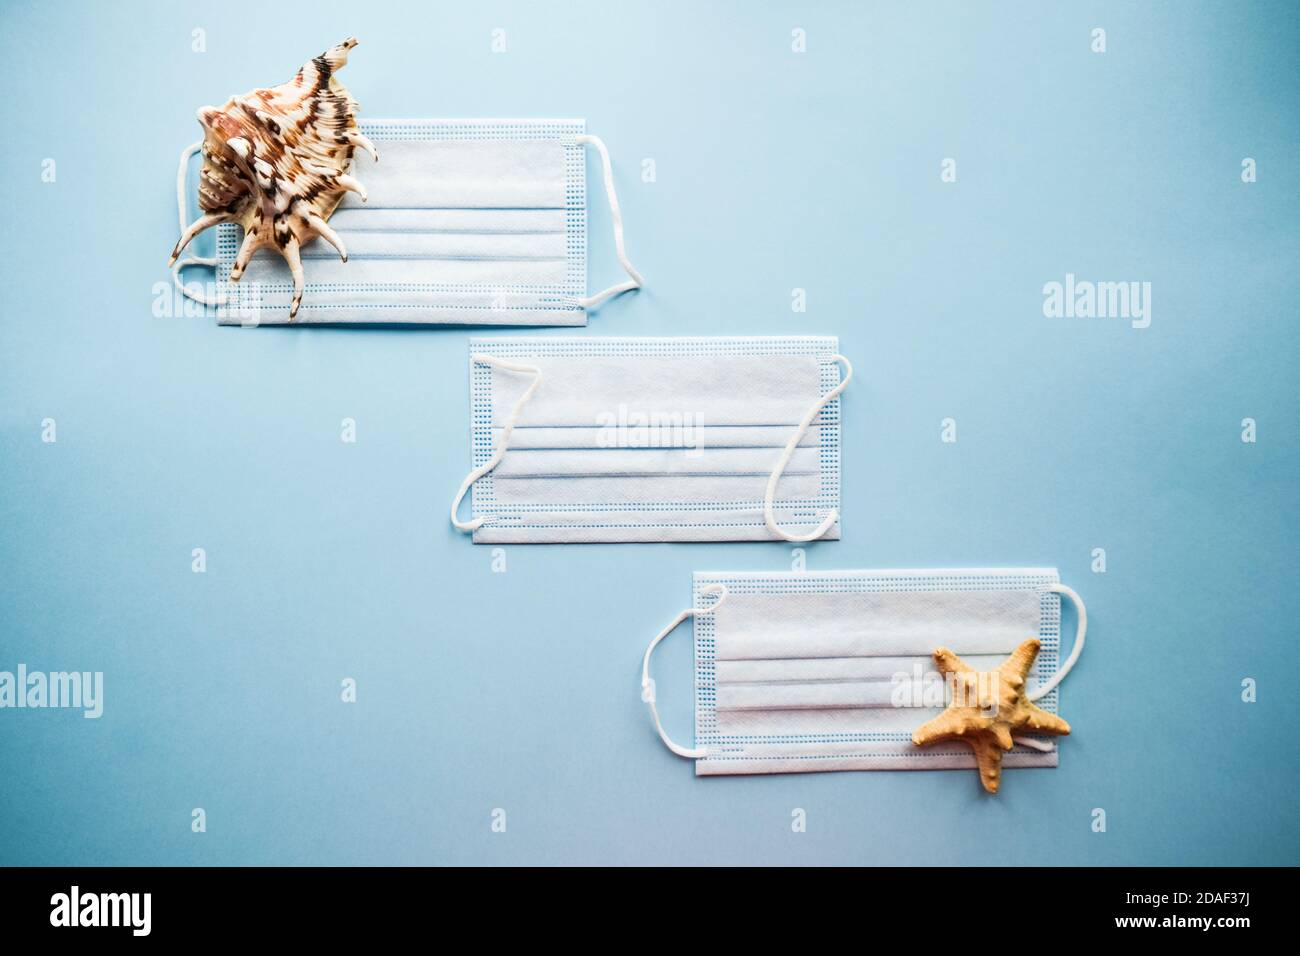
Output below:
[911,638,1070,793]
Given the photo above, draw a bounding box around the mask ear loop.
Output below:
[171,141,227,308]
[641,584,728,759]
[450,355,544,533]
[763,354,853,542]
[1012,583,1087,751]
[572,134,643,310]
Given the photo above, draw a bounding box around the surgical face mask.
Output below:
[640,569,1087,776]
[171,119,641,325]
[448,336,852,543]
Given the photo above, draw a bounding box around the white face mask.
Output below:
[171,119,641,325]
[448,336,853,543]
[640,569,1087,777]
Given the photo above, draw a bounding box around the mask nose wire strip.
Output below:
[450,355,544,533]
[641,584,728,759]
[1012,583,1088,752]
[763,354,853,542]
[172,141,227,308]
[572,134,643,310]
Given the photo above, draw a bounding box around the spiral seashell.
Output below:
[168,37,377,320]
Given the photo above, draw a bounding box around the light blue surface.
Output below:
[1,0,1297,866]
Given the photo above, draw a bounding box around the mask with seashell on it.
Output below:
[168,37,377,320]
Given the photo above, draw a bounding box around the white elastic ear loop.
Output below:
[172,141,227,308]
[641,584,728,759]
[1013,583,1087,752]
[573,134,643,310]
[173,141,227,307]
[449,355,544,533]
[763,354,853,542]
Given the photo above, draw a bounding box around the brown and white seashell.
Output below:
[168,37,377,319]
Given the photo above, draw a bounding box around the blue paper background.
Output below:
[1,0,1297,865]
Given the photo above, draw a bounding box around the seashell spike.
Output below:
[169,37,376,320]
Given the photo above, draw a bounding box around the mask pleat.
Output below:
[241,255,569,291]
[328,208,566,234]
[298,232,567,261]
[488,356,825,428]
[495,424,824,450]
[716,655,1014,682]
[343,140,566,209]
[486,475,825,506]
[491,447,821,479]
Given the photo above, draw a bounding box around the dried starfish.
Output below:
[911,639,1070,793]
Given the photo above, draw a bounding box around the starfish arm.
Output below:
[932,647,973,675]
[1002,638,1042,681]
[991,723,1014,751]
[1020,703,1071,736]
[972,736,1005,793]
[911,709,966,746]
